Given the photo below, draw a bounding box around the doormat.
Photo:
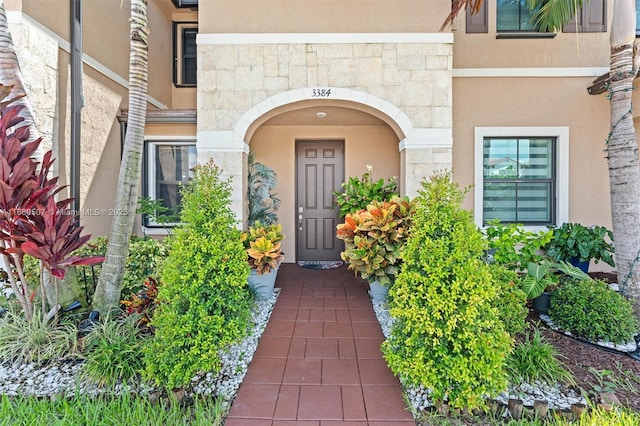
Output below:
[297,260,344,270]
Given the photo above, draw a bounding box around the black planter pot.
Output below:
[533,291,552,314]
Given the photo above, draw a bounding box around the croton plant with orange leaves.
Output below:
[336,196,415,286]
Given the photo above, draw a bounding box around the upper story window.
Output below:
[171,0,198,8]
[466,0,606,35]
[497,0,538,32]
[144,139,197,227]
[173,22,197,87]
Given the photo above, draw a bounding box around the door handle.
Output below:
[298,207,303,231]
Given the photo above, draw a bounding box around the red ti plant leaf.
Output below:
[0,180,13,207]
[20,197,103,280]
[19,136,40,158]
[1,104,26,134]
[9,157,36,188]
[21,240,51,260]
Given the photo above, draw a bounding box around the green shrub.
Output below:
[144,161,252,389]
[333,166,398,217]
[549,280,638,344]
[506,328,574,386]
[0,308,79,363]
[122,237,169,296]
[382,171,512,410]
[488,264,528,336]
[552,405,640,426]
[484,219,553,271]
[81,314,147,387]
[545,222,615,267]
[74,236,168,301]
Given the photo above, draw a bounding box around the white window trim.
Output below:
[474,127,569,230]
[144,137,196,230]
[174,22,198,87]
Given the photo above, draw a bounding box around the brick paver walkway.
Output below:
[226,263,415,425]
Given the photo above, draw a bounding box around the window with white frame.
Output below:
[145,139,197,226]
[474,127,569,228]
[173,22,197,87]
[637,0,640,37]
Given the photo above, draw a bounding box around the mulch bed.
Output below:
[534,271,640,412]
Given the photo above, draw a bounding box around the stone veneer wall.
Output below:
[197,37,453,222]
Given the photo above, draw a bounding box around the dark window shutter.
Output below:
[563,0,606,33]
[584,0,606,32]
[466,1,488,33]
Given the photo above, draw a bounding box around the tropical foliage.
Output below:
[544,222,615,267]
[550,279,639,344]
[382,172,511,410]
[144,161,252,389]
[247,152,281,227]
[484,219,553,271]
[0,85,101,322]
[241,221,284,275]
[333,165,398,217]
[337,196,415,286]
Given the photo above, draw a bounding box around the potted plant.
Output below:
[544,223,615,272]
[522,258,591,314]
[241,221,284,299]
[336,196,415,300]
[333,165,398,218]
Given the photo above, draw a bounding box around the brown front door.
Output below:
[296,140,344,261]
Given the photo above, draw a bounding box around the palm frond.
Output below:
[440,0,484,31]
[527,0,583,32]
[247,152,280,226]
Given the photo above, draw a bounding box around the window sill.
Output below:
[496,32,556,39]
[142,227,175,236]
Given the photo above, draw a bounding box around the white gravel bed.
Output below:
[371,300,586,412]
[0,289,279,404]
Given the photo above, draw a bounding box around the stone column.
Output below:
[197,130,249,226]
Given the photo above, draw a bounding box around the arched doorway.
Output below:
[245,98,403,263]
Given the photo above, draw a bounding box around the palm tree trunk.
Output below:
[91,0,149,314]
[607,41,640,319]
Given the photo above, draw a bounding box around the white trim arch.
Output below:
[196,87,453,153]
[234,87,413,146]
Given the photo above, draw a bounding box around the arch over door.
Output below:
[296,140,344,261]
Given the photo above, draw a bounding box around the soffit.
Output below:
[262,106,387,127]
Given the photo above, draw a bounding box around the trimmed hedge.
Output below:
[382,172,512,410]
[144,162,252,389]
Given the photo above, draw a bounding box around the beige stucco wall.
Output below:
[6,0,200,238]
[452,76,612,228]
[201,0,450,34]
[451,0,612,69]
[15,0,175,108]
[250,124,400,262]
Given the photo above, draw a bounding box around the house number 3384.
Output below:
[311,88,332,97]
